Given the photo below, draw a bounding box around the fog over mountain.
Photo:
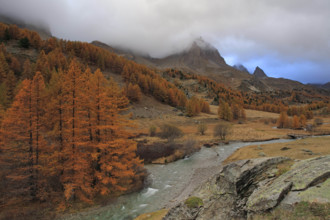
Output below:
[0,0,329,83]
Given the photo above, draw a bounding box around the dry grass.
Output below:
[129,94,330,146]
[134,108,330,145]
[151,150,185,164]
[245,109,280,119]
[134,209,168,220]
[223,136,330,165]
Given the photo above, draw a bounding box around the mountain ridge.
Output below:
[93,40,329,96]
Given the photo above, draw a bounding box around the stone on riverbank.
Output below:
[164,155,330,219]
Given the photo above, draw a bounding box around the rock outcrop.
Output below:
[253,66,267,78]
[247,156,330,212]
[164,156,330,220]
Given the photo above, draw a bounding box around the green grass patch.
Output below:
[184,196,203,208]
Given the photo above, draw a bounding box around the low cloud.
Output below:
[0,0,329,83]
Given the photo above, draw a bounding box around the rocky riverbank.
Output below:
[164,156,330,219]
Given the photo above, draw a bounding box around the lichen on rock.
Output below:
[164,155,330,220]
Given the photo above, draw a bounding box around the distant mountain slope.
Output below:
[308,82,330,91]
[92,40,329,96]
[0,14,52,39]
[323,82,330,90]
[93,38,251,88]
[240,67,323,93]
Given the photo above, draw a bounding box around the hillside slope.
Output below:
[93,40,329,97]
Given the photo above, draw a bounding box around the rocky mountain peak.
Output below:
[253,66,267,78]
[191,37,217,51]
[181,37,226,68]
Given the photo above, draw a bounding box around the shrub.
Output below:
[137,142,181,163]
[182,138,197,155]
[197,123,207,135]
[213,122,231,140]
[149,125,157,136]
[159,124,183,142]
[184,196,203,208]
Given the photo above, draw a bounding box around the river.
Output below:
[62,139,293,220]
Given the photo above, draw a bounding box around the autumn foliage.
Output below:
[185,96,210,116]
[126,83,142,102]
[217,99,246,122]
[0,60,144,210]
[277,112,307,129]
[163,69,329,119]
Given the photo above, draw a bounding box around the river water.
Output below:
[62,139,293,220]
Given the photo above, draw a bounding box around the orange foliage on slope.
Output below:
[0,60,145,208]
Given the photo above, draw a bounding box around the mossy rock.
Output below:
[184,196,203,208]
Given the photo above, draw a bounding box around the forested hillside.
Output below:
[0,23,148,218]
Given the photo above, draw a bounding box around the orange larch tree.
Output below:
[126,83,142,102]
[44,69,66,196]
[200,98,210,114]
[1,80,34,203]
[90,69,143,195]
[277,112,289,128]
[35,50,51,83]
[218,100,233,121]
[1,72,47,202]
[60,60,94,203]
[30,72,48,200]
[292,115,300,129]
[299,114,307,127]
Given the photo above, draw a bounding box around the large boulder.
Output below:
[164,157,288,219]
[164,156,330,220]
[246,156,330,213]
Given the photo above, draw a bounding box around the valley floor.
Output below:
[132,101,330,164]
[224,135,330,164]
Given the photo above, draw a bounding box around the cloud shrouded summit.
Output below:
[0,0,329,83]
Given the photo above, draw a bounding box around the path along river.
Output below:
[62,139,293,220]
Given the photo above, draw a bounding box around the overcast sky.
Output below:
[0,0,329,84]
